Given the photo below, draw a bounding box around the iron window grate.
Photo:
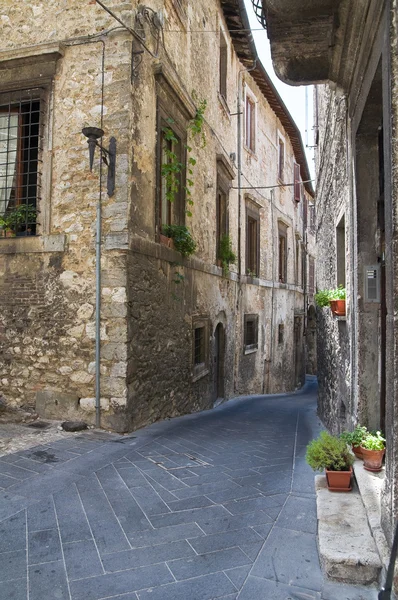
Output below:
[0,88,45,237]
[194,326,205,365]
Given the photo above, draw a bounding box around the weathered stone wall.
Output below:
[314,86,352,432]
[0,0,314,432]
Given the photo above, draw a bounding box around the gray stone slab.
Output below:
[238,575,321,600]
[168,546,251,580]
[198,510,273,535]
[128,522,204,548]
[171,480,240,500]
[0,473,19,489]
[53,486,93,543]
[275,495,317,534]
[115,466,149,488]
[0,550,26,582]
[63,539,104,580]
[14,457,56,474]
[69,563,174,600]
[136,571,237,600]
[252,522,273,539]
[250,525,323,592]
[103,539,195,573]
[239,540,264,561]
[139,468,188,492]
[28,529,62,565]
[29,560,69,600]
[0,576,27,600]
[0,510,26,553]
[321,580,379,599]
[189,528,263,554]
[27,498,57,532]
[0,460,36,480]
[223,494,287,515]
[0,492,29,522]
[224,564,251,589]
[128,485,171,516]
[166,495,215,511]
[149,505,231,528]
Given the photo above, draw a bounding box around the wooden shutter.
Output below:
[294,163,301,202]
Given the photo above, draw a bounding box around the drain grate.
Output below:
[149,453,211,470]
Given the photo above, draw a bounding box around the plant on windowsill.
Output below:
[340,424,368,459]
[218,234,236,275]
[162,224,196,257]
[360,431,385,472]
[0,204,37,238]
[306,431,354,492]
[314,285,346,316]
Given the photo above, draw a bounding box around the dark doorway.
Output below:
[214,323,225,401]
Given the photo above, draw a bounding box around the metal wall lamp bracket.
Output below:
[82,127,117,197]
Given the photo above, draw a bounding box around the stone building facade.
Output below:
[0,0,314,433]
[252,0,398,546]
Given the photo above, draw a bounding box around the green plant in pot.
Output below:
[360,431,385,472]
[0,204,37,237]
[329,285,346,316]
[162,224,196,257]
[340,424,368,459]
[306,431,354,491]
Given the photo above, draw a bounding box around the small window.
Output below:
[245,95,256,152]
[192,317,209,379]
[0,90,43,237]
[278,323,284,345]
[219,30,228,101]
[244,314,258,353]
[278,223,288,283]
[246,204,260,277]
[157,115,185,236]
[278,138,285,181]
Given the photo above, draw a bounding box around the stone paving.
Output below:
[0,378,380,600]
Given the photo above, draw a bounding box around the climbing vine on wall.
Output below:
[161,95,207,217]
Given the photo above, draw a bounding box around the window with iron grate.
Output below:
[192,316,209,380]
[0,89,44,237]
[244,314,258,353]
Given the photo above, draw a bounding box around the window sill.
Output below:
[244,346,258,355]
[0,234,66,254]
[192,368,209,383]
[243,145,257,159]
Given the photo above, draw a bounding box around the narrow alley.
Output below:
[0,380,378,600]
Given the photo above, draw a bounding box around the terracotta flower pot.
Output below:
[352,445,363,459]
[325,467,352,492]
[360,447,385,472]
[330,299,346,316]
[159,233,174,249]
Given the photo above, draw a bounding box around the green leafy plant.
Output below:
[218,234,236,275]
[329,285,346,300]
[361,431,385,451]
[161,96,207,218]
[314,289,331,307]
[0,204,37,233]
[340,424,368,448]
[315,286,346,307]
[162,224,196,257]
[306,431,354,472]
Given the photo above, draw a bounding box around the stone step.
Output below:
[315,475,382,585]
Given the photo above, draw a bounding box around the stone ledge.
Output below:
[315,474,382,585]
[0,234,66,254]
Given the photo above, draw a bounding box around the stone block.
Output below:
[36,390,79,420]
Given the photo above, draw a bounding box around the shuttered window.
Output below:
[294,162,301,202]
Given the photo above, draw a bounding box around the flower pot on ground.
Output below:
[340,425,368,459]
[360,431,385,472]
[306,431,354,492]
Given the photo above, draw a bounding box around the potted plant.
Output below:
[360,431,385,472]
[329,285,346,316]
[306,431,354,491]
[0,204,37,237]
[340,424,368,459]
[162,224,196,257]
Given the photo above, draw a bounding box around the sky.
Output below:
[243,0,315,178]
